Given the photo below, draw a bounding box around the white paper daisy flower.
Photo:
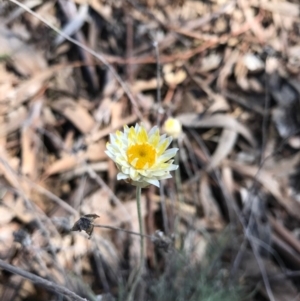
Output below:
[105,124,179,187]
[163,117,182,139]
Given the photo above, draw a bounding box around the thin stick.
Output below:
[93,224,152,240]
[0,259,88,301]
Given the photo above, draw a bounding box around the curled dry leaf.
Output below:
[207,128,238,170]
[177,113,256,147]
[51,98,95,134]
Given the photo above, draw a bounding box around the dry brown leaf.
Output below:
[0,65,19,104]
[29,1,57,28]
[0,205,15,225]
[131,78,163,93]
[0,106,27,137]
[151,193,196,216]
[183,231,208,263]
[44,151,86,176]
[217,48,239,90]
[85,114,138,145]
[9,68,58,111]
[0,222,19,254]
[228,161,300,218]
[264,152,300,178]
[0,151,20,188]
[251,0,300,17]
[51,98,95,134]
[81,188,112,225]
[239,0,266,43]
[49,65,77,95]
[74,0,112,22]
[163,64,187,86]
[199,53,222,72]
[16,279,36,300]
[221,166,235,197]
[177,113,256,147]
[0,25,47,76]
[207,129,237,170]
[94,97,114,125]
[192,76,229,112]
[21,100,43,179]
[5,197,35,224]
[86,141,106,162]
[199,174,224,229]
[206,94,230,113]
[110,101,125,128]
[61,162,108,181]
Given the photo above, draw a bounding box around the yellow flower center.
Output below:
[127,143,156,169]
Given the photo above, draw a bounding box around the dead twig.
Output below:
[0,259,88,301]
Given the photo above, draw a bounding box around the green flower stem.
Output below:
[127,186,144,301]
[136,186,144,263]
[174,140,183,244]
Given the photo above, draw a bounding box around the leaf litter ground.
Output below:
[1,0,300,300]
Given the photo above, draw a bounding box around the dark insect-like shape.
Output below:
[71,214,100,239]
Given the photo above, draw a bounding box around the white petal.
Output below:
[157,148,178,163]
[148,125,158,137]
[166,164,178,171]
[121,166,130,175]
[117,172,128,180]
[145,178,160,187]
[109,133,117,144]
[116,158,130,167]
[157,174,172,180]
[159,134,167,142]
[157,136,172,153]
[105,150,116,160]
[139,170,148,177]
[148,170,165,176]
[130,168,139,180]
[130,158,138,167]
